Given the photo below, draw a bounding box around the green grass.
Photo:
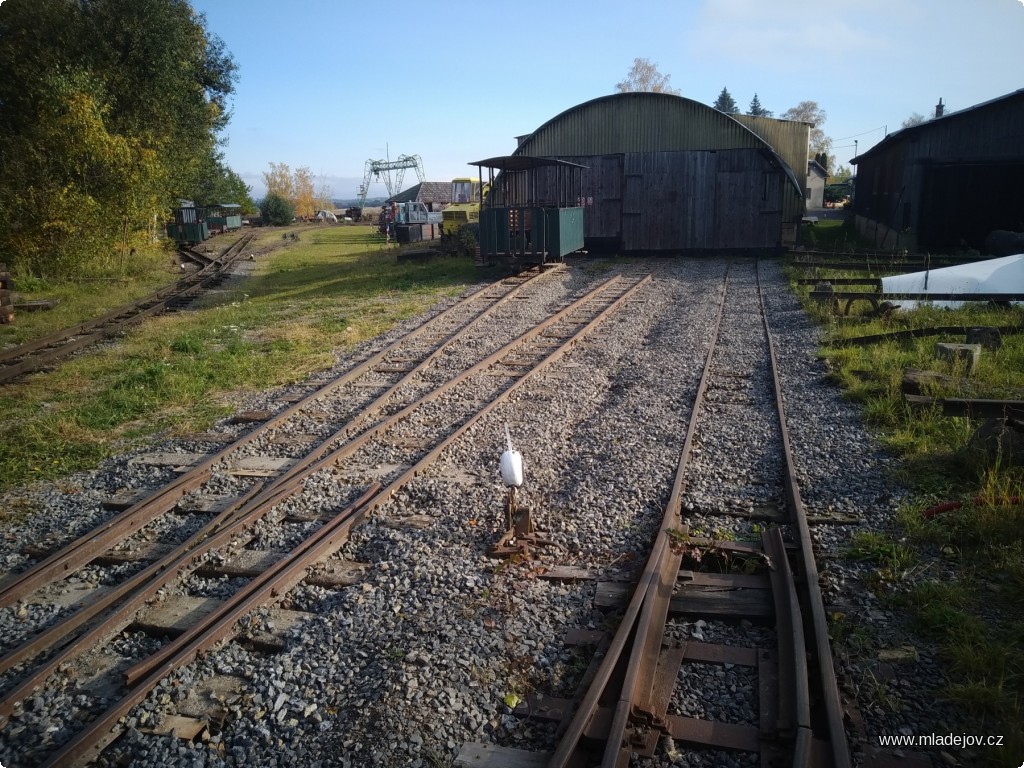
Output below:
[801,217,872,252]
[788,259,1024,765]
[0,246,175,347]
[0,225,497,496]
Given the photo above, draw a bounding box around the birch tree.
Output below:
[293,166,316,220]
[780,100,831,158]
[615,58,680,95]
[262,163,295,202]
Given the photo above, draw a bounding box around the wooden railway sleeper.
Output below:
[0,271,549,608]
[2,270,647,757]
[36,273,653,768]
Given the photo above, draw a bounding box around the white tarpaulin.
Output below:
[880,253,1024,309]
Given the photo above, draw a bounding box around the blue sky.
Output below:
[190,0,1024,201]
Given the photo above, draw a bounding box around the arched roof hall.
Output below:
[505,92,807,252]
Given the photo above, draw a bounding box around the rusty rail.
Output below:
[32,274,653,767]
[0,269,546,611]
[759,259,850,768]
[550,265,729,768]
[545,260,851,768]
[2,274,647,765]
[0,269,558,693]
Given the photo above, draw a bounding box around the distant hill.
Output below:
[333,197,386,208]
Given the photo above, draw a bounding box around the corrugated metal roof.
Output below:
[732,114,810,191]
[519,93,774,155]
[514,92,804,217]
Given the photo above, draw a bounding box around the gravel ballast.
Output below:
[0,257,957,767]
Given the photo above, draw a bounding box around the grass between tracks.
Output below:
[787,221,1024,765]
[0,225,494,499]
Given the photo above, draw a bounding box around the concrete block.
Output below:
[935,342,981,373]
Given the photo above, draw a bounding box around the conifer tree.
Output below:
[747,93,773,117]
[712,87,739,114]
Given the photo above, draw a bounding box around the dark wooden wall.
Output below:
[853,92,1024,251]
[528,149,785,252]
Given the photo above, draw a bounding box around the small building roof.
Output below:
[807,159,828,178]
[469,156,588,171]
[386,181,453,205]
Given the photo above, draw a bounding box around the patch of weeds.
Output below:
[316,315,350,334]
[469,663,497,687]
[861,393,902,429]
[863,669,903,714]
[423,747,452,768]
[502,651,539,707]
[830,611,876,656]
[665,527,690,553]
[846,530,917,569]
[844,530,918,590]
[710,526,735,541]
[902,580,976,641]
[169,331,205,355]
[0,495,37,525]
[547,647,593,695]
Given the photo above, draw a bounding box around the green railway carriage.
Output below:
[166,201,208,245]
[167,202,243,245]
[471,156,586,270]
[205,203,243,234]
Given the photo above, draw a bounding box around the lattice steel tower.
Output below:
[357,154,425,210]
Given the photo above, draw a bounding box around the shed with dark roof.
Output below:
[386,181,452,210]
[507,92,807,253]
[851,89,1024,253]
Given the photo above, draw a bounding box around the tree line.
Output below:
[259,163,334,226]
[0,0,252,279]
[713,86,832,171]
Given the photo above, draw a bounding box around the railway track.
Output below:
[457,259,851,767]
[0,267,653,766]
[0,233,256,385]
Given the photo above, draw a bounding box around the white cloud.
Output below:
[691,0,906,68]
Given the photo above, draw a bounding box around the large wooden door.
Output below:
[622,151,718,251]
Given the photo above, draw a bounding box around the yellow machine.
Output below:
[441,178,487,254]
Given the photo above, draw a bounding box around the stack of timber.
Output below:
[0,263,13,324]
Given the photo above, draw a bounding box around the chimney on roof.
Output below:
[935,97,944,118]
